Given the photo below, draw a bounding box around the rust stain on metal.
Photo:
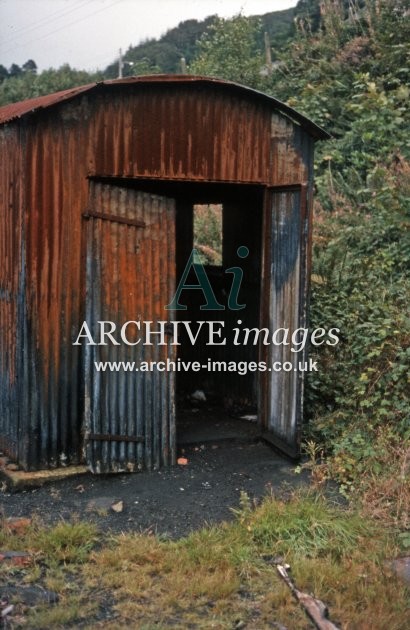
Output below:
[83,183,176,473]
[0,76,329,141]
[0,75,326,471]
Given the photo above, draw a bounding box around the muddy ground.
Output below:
[1,439,309,537]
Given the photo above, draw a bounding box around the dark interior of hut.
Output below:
[173,183,265,448]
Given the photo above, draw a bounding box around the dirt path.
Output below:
[1,441,308,537]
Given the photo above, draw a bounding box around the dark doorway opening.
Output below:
[173,184,264,449]
[89,177,266,455]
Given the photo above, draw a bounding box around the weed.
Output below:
[242,490,372,560]
[27,594,98,629]
[33,520,98,563]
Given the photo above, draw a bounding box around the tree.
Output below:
[0,64,102,106]
[9,63,22,77]
[0,65,9,83]
[22,59,37,74]
[189,15,265,90]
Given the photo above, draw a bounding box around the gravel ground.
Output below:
[0,440,309,537]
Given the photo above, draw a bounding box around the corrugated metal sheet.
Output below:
[0,125,24,461]
[0,76,321,471]
[0,75,330,140]
[89,85,271,183]
[18,119,86,470]
[84,183,176,473]
[0,83,94,125]
[259,186,311,458]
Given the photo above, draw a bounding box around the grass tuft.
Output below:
[243,490,373,560]
[32,520,98,563]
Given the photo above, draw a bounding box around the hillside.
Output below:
[0,5,296,103]
[102,8,295,78]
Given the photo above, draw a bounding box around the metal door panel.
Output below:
[83,182,176,473]
[259,185,310,458]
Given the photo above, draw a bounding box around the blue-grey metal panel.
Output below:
[260,185,310,458]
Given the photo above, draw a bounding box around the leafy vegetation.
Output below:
[0,6,295,100]
[104,16,218,77]
[104,9,295,78]
[193,204,223,265]
[190,14,266,89]
[270,0,410,515]
[0,64,102,106]
[185,0,410,524]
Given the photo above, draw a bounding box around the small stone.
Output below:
[1,604,14,618]
[1,585,59,605]
[111,500,124,513]
[191,389,206,402]
[389,557,410,584]
[86,496,117,512]
[5,463,19,471]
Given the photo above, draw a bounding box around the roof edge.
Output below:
[0,75,330,140]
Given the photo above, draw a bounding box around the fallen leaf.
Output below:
[5,517,31,535]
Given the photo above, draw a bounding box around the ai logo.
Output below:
[165,246,249,311]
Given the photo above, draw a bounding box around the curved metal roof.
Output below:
[0,75,330,140]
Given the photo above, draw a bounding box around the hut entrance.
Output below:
[174,185,264,450]
[82,178,303,472]
[82,179,266,471]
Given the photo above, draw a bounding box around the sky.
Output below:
[0,0,297,73]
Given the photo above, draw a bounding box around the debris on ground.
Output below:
[191,389,207,402]
[240,414,258,422]
[3,517,31,535]
[273,560,340,630]
[1,442,308,538]
[0,551,32,567]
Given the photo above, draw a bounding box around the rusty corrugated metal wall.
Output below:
[0,125,24,461]
[83,183,176,473]
[0,77,324,470]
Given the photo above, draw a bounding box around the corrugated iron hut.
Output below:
[0,76,328,473]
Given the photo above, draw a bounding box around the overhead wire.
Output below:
[0,0,123,57]
[0,0,95,46]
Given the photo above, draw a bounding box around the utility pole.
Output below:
[118,48,123,79]
[264,32,273,74]
[180,57,187,74]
